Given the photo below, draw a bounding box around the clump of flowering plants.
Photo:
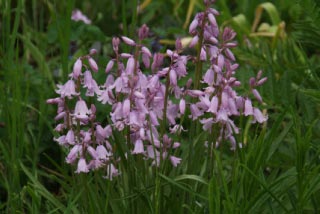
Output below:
[47,0,267,183]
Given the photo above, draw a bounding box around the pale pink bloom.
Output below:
[209,36,218,44]
[54,112,66,121]
[200,118,214,131]
[169,69,177,86]
[257,77,268,86]
[151,53,164,71]
[166,103,179,125]
[148,75,160,89]
[115,121,125,131]
[71,9,91,24]
[105,60,114,73]
[228,98,239,115]
[244,99,253,116]
[208,46,219,59]
[253,108,268,123]
[189,19,198,34]
[95,125,112,142]
[189,35,199,48]
[200,47,207,61]
[54,135,66,146]
[186,90,205,97]
[126,57,135,75]
[66,144,82,164]
[96,145,110,159]
[111,102,123,122]
[46,97,63,105]
[149,111,159,126]
[139,128,146,139]
[252,89,263,103]
[112,37,120,52]
[88,57,98,72]
[87,146,97,159]
[54,124,65,132]
[82,131,91,143]
[132,139,144,154]
[225,42,238,48]
[138,24,149,40]
[141,46,152,57]
[75,158,89,173]
[208,96,219,113]
[56,80,79,98]
[72,58,82,79]
[88,159,103,170]
[208,13,217,26]
[208,8,220,15]
[142,53,150,68]
[190,104,202,120]
[98,88,113,104]
[217,54,225,69]
[249,77,256,87]
[170,156,182,167]
[74,99,90,120]
[222,27,236,41]
[122,99,130,117]
[89,49,97,55]
[203,68,214,85]
[216,109,228,121]
[198,95,210,110]
[65,130,75,145]
[121,36,136,46]
[179,99,186,114]
[146,145,158,159]
[174,59,187,77]
[83,70,100,96]
[134,91,145,99]
[225,48,235,61]
[120,53,132,58]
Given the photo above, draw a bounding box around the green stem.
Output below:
[130,0,139,38]
[121,0,128,36]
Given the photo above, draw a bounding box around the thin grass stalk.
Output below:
[1,0,24,211]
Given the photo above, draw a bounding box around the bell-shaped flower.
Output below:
[56,80,79,99]
[75,158,89,173]
[132,139,144,154]
[66,144,82,164]
[74,99,90,120]
[72,58,82,79]
[170,156,182,167]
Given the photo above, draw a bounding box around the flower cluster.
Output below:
[48,0,267,179]
[187,5,267,149]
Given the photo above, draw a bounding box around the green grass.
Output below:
[1,0,320,213]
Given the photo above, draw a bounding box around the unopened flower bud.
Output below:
[138,24,149,40]
[189,19,198,34]
[105,60,114,73]
[112,37,120,52]
[257,77,268,86]
[89,49,97,55]
[252,89,263,103]
[121,36,136,46]
[88,57,98,72]
[189,35,199,48]
[73,58,82,79]
[208,13,217,26]
[179,99,186,114]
